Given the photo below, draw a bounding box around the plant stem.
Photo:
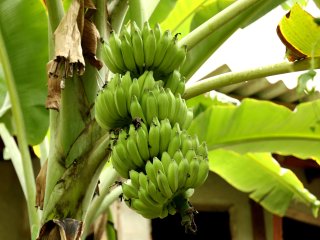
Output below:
[179,0,263,50]
[46,0,65,31]
[83,167,119,237]
[184,57,320,100]
[0,28,40,237]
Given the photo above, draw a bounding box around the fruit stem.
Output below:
[183,57,320,100]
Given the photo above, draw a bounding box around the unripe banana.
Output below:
[129,170,140,188]
[156,36,179,73]
[172,149,184,164]
[142,21,151,40]
[152,30,172,68]
[148,117,161,157]
[137,70,149,92]
[152,157,165,174]
[128,78,141,106]
[175,77,186,96]
[181,134,193,156]
[157,170,173,198]
[114,82,129,118]
[159,205,169,219]
[165,88,176,124]
[145,160,157,185]
[154,23,162,44]
[160,152,172,175]
[138,172,148,190]
[193,159,209,188]
[120,34,137,74]
[144,29,156,68]
[145,90,158,126]
[163,44,187,75]
[184,158,200,188]
[111,148,130,178]
[164,70,181,94]
[138,188,163,210]
[130,199,159,219]
[159,119,172,153]
[122,181,139,199]
[121,71,132,100]
[142,71,156,91]
[126,134,145,169]
[196,142,208,158]
[109,31,126,71]
[177,158,190,188]
[157,88,169,120]
[181,109,194,130]
[131,29,144,73]
[130,95,146,123]
[167,160,179,192]
[185,149,197,163]
[101,43,122,73]
[136,123,150,160]
[167,131,181,157]
[147,180,167,204]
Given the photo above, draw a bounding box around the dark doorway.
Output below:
[283,217,320,240]
[152,211,231,240]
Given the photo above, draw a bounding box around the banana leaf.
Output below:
[188,98,320,163]
[209,149,320,216]
[0,0,49,145]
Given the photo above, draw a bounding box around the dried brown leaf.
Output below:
[45,60,62,110]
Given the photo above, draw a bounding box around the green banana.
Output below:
[160,151,172,175]
[177,158,190,188]
[145,90,158,126]
[128,78,141,106]
[193,159,209,188]
[197,142,208,158]
[145,160,157,185]
[147,180,167,204]
[120,34,137,74]
[129,170,140,189]
[154,23,162,44]
[101,43,122,73]
[167,131,181,157]
[159,119,172,153]
[126,134,145,169]
[152,30,172,68]
[122,181,139,199]
[159,206,169,219]
[172,149,183,164]
[181,134,193,156]
[185,149,197,163]
[137,70,149,92]
[148,117,160,157]
[164,70,180,94]
[109,31,126,71]
[142,21,151,41]
[175,77,186,96]
[157,88,169,120]
[156,36,179,73]
[157,170,173,199]
[136,124,150,160]
[121,71,132,101]
[138,172,148,190]
[138,188,163,210]
[162,44,187,75]
[111,149,130,178]
[175,95,188,129]
[130,199,159,219]
[131,29,144,73]
[152,157,165,174]
[144,29,156,68]
[167,160,179,192]
[185,158,200,188]
[165,88,176,125]
[130,95,146,123]
[114,83,129,118]
[141,71,156,91]
[181,109,194,130]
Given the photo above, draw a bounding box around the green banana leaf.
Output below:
[209,149,320,216]
[188,98,320,163]
[0,0,49,145]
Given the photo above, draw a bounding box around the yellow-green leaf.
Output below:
[277,3,320,61]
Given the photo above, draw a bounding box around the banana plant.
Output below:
[0,0,320,239]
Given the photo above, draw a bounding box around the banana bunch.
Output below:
[115,119,208,226]
[102,21,187,77]
[95,71,192,131]
[110,117,203,178]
